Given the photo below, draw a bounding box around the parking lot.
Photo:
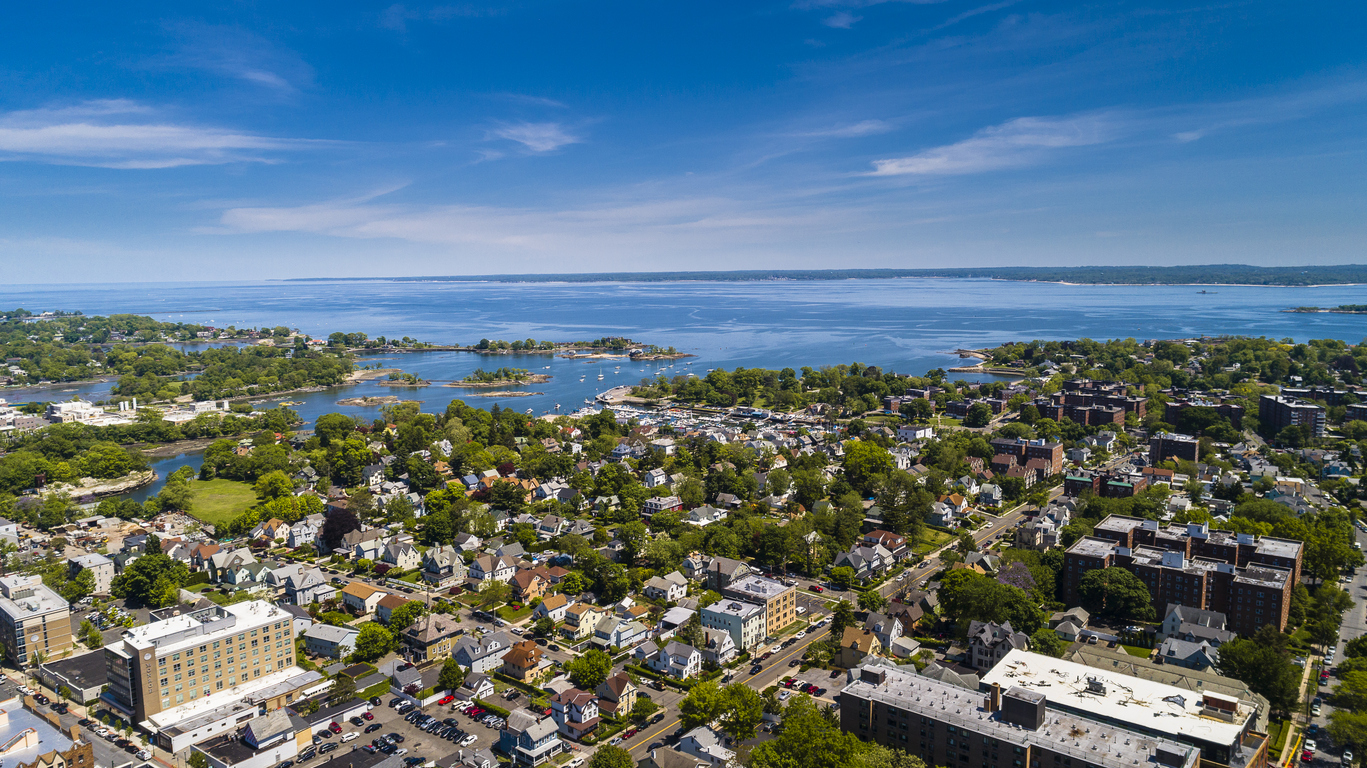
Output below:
[307,695,534,767]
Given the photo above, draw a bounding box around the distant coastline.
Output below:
[281,264,1367,287]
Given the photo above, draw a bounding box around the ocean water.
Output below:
[4,277,1365,497]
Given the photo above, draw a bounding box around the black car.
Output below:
[405,758,426,766]
[299,750,317,762]
[548,644,561,652]
[319,744,339,755]
[389,734,405,743]
[389,697,404,708]
[123,744,139,754]
[350,716,365,726]
[365,724,383,733]
[115,740,131,748]
[370,696,383,706]
[380,745,398,756]
[53,705,68,714]
[650,712,666,724]
[276,760,294,768]
[750,664,763,674]
[78,719,92,727]
[444,718,459,726]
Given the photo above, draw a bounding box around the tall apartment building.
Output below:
[1280,386,1354,407]
[1164,399,1245,430]
[721,575,796,638]
[104,601,319,749]
[1258,395,1325,437]
[988,438,1064,477]
[1348,403,1367,423]
[1062,516,1302,635]
[700,599,765,651]
[839,658,1254,768]
[1056,380,1148,417]
[1149,432,1200,465]
[0,574,72,665]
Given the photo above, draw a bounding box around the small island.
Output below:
[1286,305,1367,314]
[337,395,404,406]
[378,372,430,387]
[445,367,552,388]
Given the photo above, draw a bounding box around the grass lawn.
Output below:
[498,605,534,623]
[1121,644,1151,658]
[397,572,421,584]
[188,479,257,527]
[914,529,954,555]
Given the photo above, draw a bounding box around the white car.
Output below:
[796,631,807,639]
[1342,751,1353,766]
[395,749,408,757]
[1307,741,1318,754]
[340,732,358,743]
[985,522,993,529]
[460,734,477,747]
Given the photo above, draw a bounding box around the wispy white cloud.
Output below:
[380,3,508,32]
[155,23,314,95]
[0,100,315,169]
[488,122,582,153]
[930,0,1021,30]
[823,11,863,28]
[792,0,947,8]
[803,119,896,138]
[869,114,1114,176]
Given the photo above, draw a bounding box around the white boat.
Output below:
[597,374,604,380]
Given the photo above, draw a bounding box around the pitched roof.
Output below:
[377,593,410,611]
[341,582,382,599]
[539,594,569,611]
[841,626,878,653]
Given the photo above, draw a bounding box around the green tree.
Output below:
[830,600,856,639]
[1217,624,1301,714]
[750,696,871,768]
[439,657,466,692]
[79,619,103,649]
[111,537,190,608]
[829,566,857,590]
[629,698,660,725]
[388,601,426,630]
[478,579,512,610]
[61,568,95,603]
[588,746,634,768]
[842,441,895,496]
[350,623,396,663]
[188,753,210,768]
[329,673,357,704]
[964,402,993,428]
[533,617,554,637]
[718,683,765,744]
[566,649,613,690]
[254,470,294,501]
[1029,628,1066,658]
[1077,568,1155,621]
[858,590,888,613]
[679,680,725,730]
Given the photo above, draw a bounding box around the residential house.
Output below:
[454,672,496,702]
[454,631,512,674]
[341,528,389,560]
[549,688,600,741]
[501,638,545,682]
[383,541,421,571]
[591,616,650,650]
[643,571,688,603]
[1157,638,1219,670]
[286,515,324,550]
[402,612,464,662]
[977,484,1004,508]
[453,533,484,553]
[561,604,603,642]
[469,555,518,584]
[284,568,335,605]
[703,557,751,592]
[1048,607,1089,642]
[863,612,903,652]
[698,628,737,666]
[1159,604,1235,646]
[422,545,468,589]
[67,553,114,595]
[249,517,289,543]
[188,542,221,572]
[636,639,702,680]
[642,497,683,517]
[498,710,563,768]
[832,543,892,581]
[836,627,879,668]
[511,569,549,602]
[861,531,909,562]
[533,594,570,623]
[207,548,256,583]
[595,672,637,717]
[683,506,726,527]
[536,516,566,540]
[643,468,670,488]
[966,620,1029,671]
[341,582,390,615]
[677,726,734,767]
[303,624,359,659]
[377,593,414,624]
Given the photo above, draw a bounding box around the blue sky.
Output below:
[2,1,1366,281]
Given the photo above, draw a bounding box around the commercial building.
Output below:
[721,574,796,638]
[39,650,108,704]
[841,663,1211,768]
[1149,432,1200,465]
[1063,517,1301,635]
[700,599,765,651]
[103,601,322,750]
[1258,395,1325,438]
[977,650,1266,768]
[0,574,72,665]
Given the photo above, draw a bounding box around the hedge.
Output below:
[492,672,548,698]
[185,572,211,586]
[360,680,391,700]
[474,699,511,718]
[625,664,695,691]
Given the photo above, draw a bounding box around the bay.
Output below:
[4,277,1365,500]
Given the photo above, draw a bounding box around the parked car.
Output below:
[341,732,359,743]
[319,743,339,755]
[363,711,374,721]
[329,722,343,734]
[365,724,383,734]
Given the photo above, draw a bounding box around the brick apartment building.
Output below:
[1062,515,1302,635]
[989,438,1063,476]
[1164,398,1245,430]
[1149,431,1200,465]
[1259,394,1326,437]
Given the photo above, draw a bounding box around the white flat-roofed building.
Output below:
[841,663,1209,768]
[977,649,1264,768]
[0,574,72,665]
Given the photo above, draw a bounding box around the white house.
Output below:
[636,640,702,680]
[643,571,688,603]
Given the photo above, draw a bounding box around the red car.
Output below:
[624,729,638,739]
[362,712,374,721]
[329,723,342,734]
[1301,751,1313,763]
[811,585,824,593]
[439,695,455,705]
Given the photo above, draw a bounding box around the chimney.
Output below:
[986,682,1002,713]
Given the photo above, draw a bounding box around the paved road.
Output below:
[1303,525,1367,767]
